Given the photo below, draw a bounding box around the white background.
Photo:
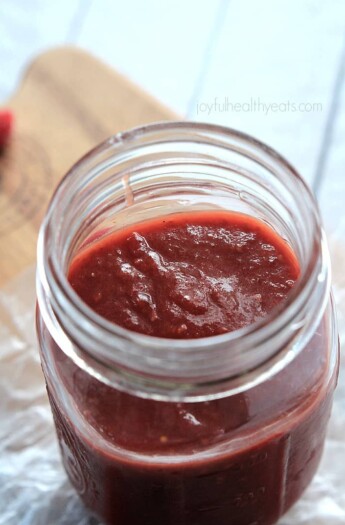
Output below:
[1,0,345,237]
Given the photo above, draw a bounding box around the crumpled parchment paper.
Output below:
[1,240,344,524]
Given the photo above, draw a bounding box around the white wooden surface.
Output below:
[1,0,345,234]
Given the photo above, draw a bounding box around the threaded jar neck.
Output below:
[36,122,329,401]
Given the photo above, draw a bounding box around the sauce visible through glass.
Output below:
[44,211,332,525]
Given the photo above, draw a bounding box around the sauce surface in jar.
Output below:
[69,211,299,338]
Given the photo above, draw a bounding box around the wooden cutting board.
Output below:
[0,46,176,285]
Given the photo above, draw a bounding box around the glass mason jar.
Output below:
[36,122,339,525]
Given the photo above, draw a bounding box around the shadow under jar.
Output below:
[36,122,339,525]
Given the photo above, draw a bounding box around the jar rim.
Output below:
[37,121,330,399]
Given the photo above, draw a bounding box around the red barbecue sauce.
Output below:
[46,211,333,525]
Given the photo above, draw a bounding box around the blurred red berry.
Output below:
[0,109,14,149]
